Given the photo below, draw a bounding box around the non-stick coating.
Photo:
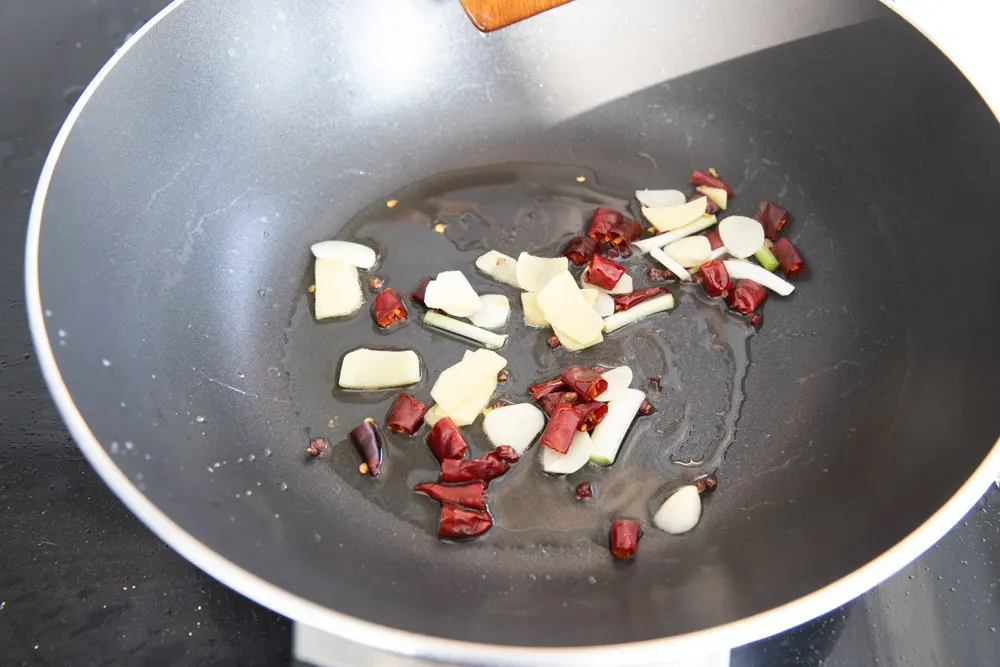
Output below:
[32,0,1000,651]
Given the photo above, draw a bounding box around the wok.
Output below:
[24,0,1000,664]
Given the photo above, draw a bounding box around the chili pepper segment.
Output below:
[588,207,623,243]
[427,417,468,460]
[439,504,493,539]
[440,446,519,483]
[373,288,407,327]
[561,365,609,399]
[562,236,601,265]
[414,481,487,510]
[539,402,584,454]
[385,393,428,434]
[609,519,642,559]
[586,254,626,291]
[349,418,384,477]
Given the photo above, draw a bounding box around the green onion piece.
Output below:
[754,245,780,272]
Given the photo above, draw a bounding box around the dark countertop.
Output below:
[1,2,997,665]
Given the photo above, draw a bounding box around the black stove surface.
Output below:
[1,2,997,665]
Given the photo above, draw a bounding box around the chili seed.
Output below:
[547,335,561,349]
[368,276,385,291]
[497,369,509,382]
[648,376,662,392]
[638,400,654,416]
[694,474,718,494]
[575,482,594,500]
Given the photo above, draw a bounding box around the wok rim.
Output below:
[23,0,1000,663]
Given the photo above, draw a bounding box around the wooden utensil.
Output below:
[458,0,573,31]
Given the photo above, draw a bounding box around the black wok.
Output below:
[25,0,1000,664]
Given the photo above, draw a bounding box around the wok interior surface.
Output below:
[33,0,1000,650]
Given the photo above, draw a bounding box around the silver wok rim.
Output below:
[23,1,1000,664]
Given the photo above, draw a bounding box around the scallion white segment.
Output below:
[718,216,766,259]
[541,431,594,474]
[662,235,712,268]
[338,348,421,389]
[315,258,363,319]
[642,197,707,232]
[603,294,675,333]
[594,366,633,402]
[516,253,569,292]
[475,250,520,287]
[633,215,717,254]
[469,294,510,330]
[650,247,692,282]
[723,260,795,296]
[423,270,482,317]
[424,311,508,349]
[653,486,702,534]
[589,388,646,465]
[483,403,545,454]
[636,189,687,208]
[310,240,377,269]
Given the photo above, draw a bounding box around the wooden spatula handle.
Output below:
[458,0,573,32]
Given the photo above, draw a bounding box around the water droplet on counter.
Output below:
[101,359,111,367]
[587,576,597,584]
[120,402,127,408]
[257,289,266,297]
[278,482,288,491]
[195,415,205,423]
[264,449,272,457]
[124,441,133,450]
[57,329,67,338]
[313,532,322,543]
[247,454,256,461]
[236,371,245,379]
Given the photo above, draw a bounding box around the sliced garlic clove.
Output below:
[468,294,510,330]
[423,270,482,317]
[483,403,546,454]
[718,216,766,259]
[310,240,377,269]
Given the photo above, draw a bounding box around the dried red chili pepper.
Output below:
[349,418,383,477]
[607,218,643,248]
[410,276,433,305]
[587,207,623,243]
[306,437,328,457]
[439,504,493,539]
[727,279,768,315]
[385,393,428,435]
[414,480,487,510]
[440,446,519,483]
[699,259,732,298]
[539,390,577,416]
[540,402,584,454]
[690,169,734,196]
[609,519,642,559]
[772,238,803,277]
[689,190,720,215]
[704,230,724,251]
[373,288,407,327]
[561,365,608,399]
[562,236,601,265]
[575,482,594,500]
[528,376,566,401]
[694,474,718,494]
[753,200,789,240]
[586,255,626,291]
[575,400,609,431]
[613,287,667,312]
[427,417,468,460]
